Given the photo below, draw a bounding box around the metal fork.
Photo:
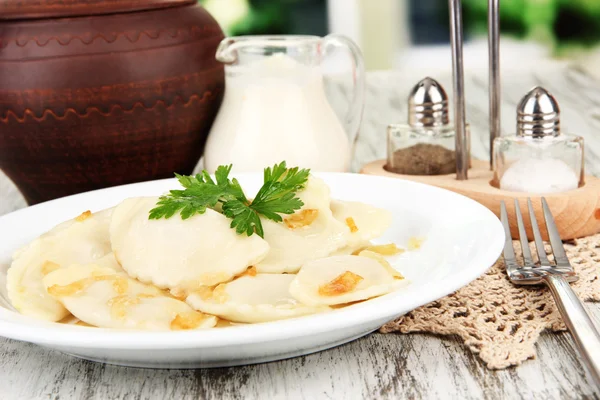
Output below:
[501,198,600,387]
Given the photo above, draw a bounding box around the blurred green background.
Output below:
[462,0,600,55]
[199,0,328,36]
[200,0,600,56]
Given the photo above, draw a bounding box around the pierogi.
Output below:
[255,176,350,274]
[44,264,217,330]
[7,208,113,321]
[6,169,410,330]
[110,197,270,293]
[186,273,329,323]
[330,200,392,247]
[289,254,407,306]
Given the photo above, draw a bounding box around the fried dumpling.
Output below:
[7,208,113,321]
[186,273,329,323]
[43,264,217,330]
[58,314,95,327]
[329,241,375,257]
[91,252,123,272]
[289,254,407,306]
[110,197,270,294]
[330,200,392,247]
[255,176,349,274]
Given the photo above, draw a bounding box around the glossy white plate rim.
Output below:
[0,172,505,350]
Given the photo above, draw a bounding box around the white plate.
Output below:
[0,173,504,369]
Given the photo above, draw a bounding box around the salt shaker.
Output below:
[385,77,470,175]
[493,87,584,193]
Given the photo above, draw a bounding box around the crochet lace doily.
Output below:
[380,234,600,369]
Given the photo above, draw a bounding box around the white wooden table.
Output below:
[1,62,600,399]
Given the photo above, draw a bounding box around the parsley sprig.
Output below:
[149,162,310,238]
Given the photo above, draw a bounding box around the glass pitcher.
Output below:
[203,35,365,173]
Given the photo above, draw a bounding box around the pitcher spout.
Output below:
[215,37,238,64]
[215,35,322,66]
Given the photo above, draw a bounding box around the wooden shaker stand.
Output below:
[361,159,600,241]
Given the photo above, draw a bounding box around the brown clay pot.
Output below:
[0,0,225,204]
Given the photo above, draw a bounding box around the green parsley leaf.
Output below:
[250,162,310,222]
[148,164,239,220]
[148,161,310,238]
[221,198,264,237]
[221,162,309,236]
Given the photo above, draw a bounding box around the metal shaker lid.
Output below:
[408,77,450,127]
[517,86,560,137]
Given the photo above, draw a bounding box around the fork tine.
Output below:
[514,199,534,265]
[527,198,550,266]
[541,197,571,267]
[500,201,517,264]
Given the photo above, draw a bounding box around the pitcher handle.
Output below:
[322,34,366,172]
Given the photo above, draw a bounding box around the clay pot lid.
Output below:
[0,0,197,20]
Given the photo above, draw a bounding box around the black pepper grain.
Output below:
[385,143,456,175]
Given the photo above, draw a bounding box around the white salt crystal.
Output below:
[499,158,579,193]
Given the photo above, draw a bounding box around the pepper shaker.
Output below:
[385,77,470,176]
[493,87,584,193]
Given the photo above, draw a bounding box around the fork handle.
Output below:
[544,274,600,387]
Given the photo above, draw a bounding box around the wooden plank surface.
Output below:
[2,63,600,399]
[1,327,599,399]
